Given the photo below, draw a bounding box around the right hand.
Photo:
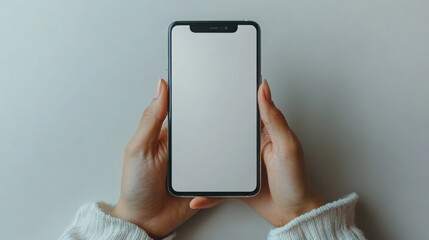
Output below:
[191,80,324,227]
[242,79,324,226]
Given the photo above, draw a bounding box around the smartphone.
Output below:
[168,21,261,197]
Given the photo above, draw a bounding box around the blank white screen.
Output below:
[171,25,258,192]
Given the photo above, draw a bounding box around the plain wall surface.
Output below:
[0,1,428,239]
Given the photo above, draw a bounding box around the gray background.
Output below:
[0,0,428,239]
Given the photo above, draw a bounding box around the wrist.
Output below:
[274,195,325,227]
[292,195,324,218]
[111,201,142,227]
[111,201,171,239]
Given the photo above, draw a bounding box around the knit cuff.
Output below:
[60,202,175,240]
[268,193,366,240]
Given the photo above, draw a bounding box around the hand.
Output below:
[243,79,324,226]
[111,79,220,238]
[191,80,324,227]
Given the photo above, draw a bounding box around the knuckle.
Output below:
[124,142,138,157]
[273,129,303,159]
[124,142,148,159]
[273,108,286,122]
[285,141,300,156]
[141,104,155,122]
[284,135,303,157]
[141,102,164,123]
[266,107,286,127]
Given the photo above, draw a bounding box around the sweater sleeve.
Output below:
[59,202,175,240]
[268,193,366,240]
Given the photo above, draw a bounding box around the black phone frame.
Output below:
[167,21,261,197]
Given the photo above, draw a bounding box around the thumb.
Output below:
[189,197,224,209]
[258,80,293,149]
[128,79,168,151]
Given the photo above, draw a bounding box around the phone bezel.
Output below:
[167,21,261,197]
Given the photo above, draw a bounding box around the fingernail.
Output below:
[263,79,272,101]
[154,79,162,99]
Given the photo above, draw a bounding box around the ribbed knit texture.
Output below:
[60,193,365,239]
[59,202,175,240]
[268,193,366,240]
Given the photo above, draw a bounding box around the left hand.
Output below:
[111,79,219,238]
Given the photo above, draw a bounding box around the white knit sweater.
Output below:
[60,193,365,240]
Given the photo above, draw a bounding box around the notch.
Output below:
[190,23,237,33]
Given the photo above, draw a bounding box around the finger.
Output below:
[160,118,168,135]
[161,118,168,130]
[189,197,223,209]
[260,124,270,148]
[128,79,168,152]
[258,79,293,149]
